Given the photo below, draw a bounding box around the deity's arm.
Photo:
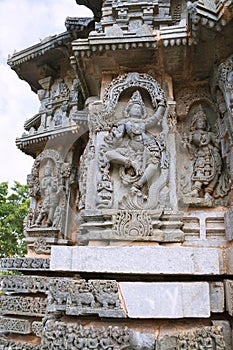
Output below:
[145,102,166,129]
[210,132,220,149]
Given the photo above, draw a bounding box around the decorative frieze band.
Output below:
[0,258,50,271]
[0,296,46,317]
[41,321,155,350]
[157,326,225,350]
[0,338,40,350]
[47,279,126,318]
[0,317,32,334]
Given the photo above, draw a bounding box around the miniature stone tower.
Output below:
[1,0,233,348]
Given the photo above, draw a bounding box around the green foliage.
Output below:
[0,181,29,257]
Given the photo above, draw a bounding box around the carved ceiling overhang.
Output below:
[7,19,93,92]
[8,32,71,69]
[188,0,233,38]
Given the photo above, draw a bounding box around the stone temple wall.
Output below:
[1,0,233,348]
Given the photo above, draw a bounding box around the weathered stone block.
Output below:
[210,282,225,313]
[224,206,233,241]
[51,246,224,275]
[226,248,233,274]
[225,279,233,316]
[119,282,210,318]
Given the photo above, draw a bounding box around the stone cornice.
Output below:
[188,0,233,37]
[7,31,72,69]
[72,24,189,59]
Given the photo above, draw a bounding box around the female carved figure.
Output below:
[35,163,62,227]
[187,106,222,201]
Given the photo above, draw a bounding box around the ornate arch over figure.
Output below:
[102,72,166,117]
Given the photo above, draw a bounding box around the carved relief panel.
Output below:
[25,148,77,252]
[176,87,230,207]
[24,73,83,137]
[79,73,169,212]
[78,72,184,244]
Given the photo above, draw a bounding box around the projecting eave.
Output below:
[7,18,94,93]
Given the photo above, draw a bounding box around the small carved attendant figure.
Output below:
[105,91,163,193]
[188,106,222,201]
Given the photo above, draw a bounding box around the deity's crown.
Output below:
[128,90,144,106]
[191,104,209,130]
[124,90,147,119]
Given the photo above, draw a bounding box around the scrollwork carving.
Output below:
[102,72,166,120]
[0,338,40,350]
[113,210,153,237]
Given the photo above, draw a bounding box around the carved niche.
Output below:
[178,100,230,207]
[27,149,66,228]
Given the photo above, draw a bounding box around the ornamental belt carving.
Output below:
[0,258,50,270]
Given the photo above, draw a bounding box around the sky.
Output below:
[0,0,92,187]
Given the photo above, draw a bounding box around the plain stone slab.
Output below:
[119,282,210,318]
[50,246,224,275]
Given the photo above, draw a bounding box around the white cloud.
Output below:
[0,0,92,186]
